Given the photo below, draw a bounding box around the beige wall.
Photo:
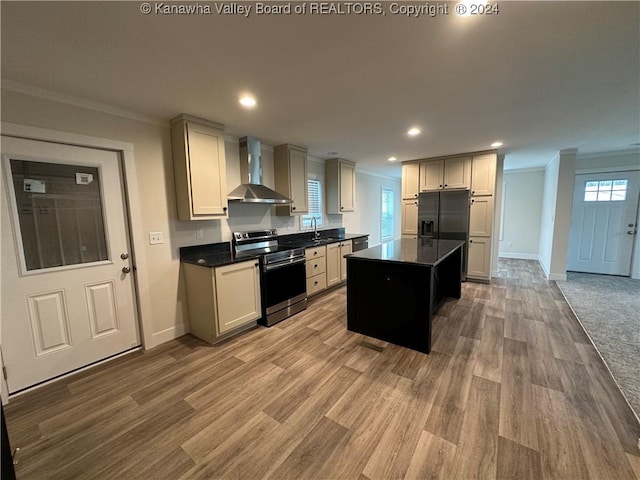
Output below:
[1,88,399,346]
[499,169,545,259]
[342,170,401,246]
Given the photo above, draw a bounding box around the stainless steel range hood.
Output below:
[228,136,292,204]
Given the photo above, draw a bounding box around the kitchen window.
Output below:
[381,188,394,240]
[584,179,627,202]
[301,179,323,228]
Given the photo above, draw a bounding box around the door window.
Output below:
[584,179,628,202]
[9,159,109,271]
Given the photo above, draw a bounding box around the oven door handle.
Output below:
[263,257,306,272]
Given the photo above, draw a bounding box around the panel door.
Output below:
[326,243,341,287]
[340,241,352,282]
[471,154,496,196]
[443,157,471,190]
[469,196,494,237]
[340,162,356,212]
[214,260,261,334]
[468,237,491,279]
[420,160,444,191]
[567,171,640,275]
[1,136,140,393]
[186,121,228,217]
[289,148,308,213]
[402,163,420,199]
[401,200,419,235]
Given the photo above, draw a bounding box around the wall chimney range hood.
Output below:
[228,136,293,204]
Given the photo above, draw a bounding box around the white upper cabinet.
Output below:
[419,157,471,191]
[402,163,420,199]
[274,144,308,216]
[171,114,228,220]
[419,160,444,191]
[471,153,497,196]
[326,159,356,214]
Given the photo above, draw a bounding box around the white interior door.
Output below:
[567,171,640,275]
[1,136,140,393]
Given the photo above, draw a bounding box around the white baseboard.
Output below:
[537,258,567,281]
[151,323,188,348]
[498,252,539,260]
[548,272,567,281]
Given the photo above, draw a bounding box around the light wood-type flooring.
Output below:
[5,259,640,479]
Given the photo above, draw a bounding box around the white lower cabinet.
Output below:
[401,199,419,235]
[306,246,327,296]
[327,240,352,287]
[467,237,491,280]
[183,260,261,343]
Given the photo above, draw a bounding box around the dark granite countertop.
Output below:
[346,238,464,267]
[180,229,370,268]
[280,232,369,249]
[179,242,241,268]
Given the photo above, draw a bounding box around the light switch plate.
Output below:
[149,232,164,245]
[196,229,203,239]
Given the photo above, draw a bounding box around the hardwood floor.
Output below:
[5,259,640,479]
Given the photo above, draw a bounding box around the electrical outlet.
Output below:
[149,232,164,245]
[196,229,203,240]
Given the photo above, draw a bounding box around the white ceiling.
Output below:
[1,1,638,178]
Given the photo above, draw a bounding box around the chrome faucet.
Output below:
[311,217,320,239]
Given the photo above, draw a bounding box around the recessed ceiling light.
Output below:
[491,141,503,148]
[388,157,397,162]
[407,128,421,136]
[239,96,257,108]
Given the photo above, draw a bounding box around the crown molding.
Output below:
[2,78,167,127]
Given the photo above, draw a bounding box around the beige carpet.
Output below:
[557,272,640,417]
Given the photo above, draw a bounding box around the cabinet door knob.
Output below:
[471,199,475,203]
[223,206,227,212]
[414,194,418,197]
[292,206,296,211]
[414,201,418,205]
[439,184,443,188]
[444,184,448,187]
[314,251,318,255]
[471,190,475,195]
[469,239,473,243]
[340,206,344,210]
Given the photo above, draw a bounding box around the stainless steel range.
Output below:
[233,229,307,326]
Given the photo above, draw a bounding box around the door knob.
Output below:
[120,253,129,260]
[122,266,131,274]
[627,231,636,235]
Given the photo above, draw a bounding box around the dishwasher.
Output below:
[352,236,369,252]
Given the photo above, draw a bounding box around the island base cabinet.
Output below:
[346,243,462,354]
[183,260,261,344]
[467,237,491,281]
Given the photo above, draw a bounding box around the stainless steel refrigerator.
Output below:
[418,190,469,280]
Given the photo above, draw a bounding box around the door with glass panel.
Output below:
[1,136,140,393]
[567,171,640,275]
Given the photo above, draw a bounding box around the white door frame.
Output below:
[573,163,640,278]
[0,122,154,400]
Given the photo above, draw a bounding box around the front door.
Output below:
[567,171,640,275]
[1,136,140,393]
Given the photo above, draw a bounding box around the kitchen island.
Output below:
[346,238,464,354]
